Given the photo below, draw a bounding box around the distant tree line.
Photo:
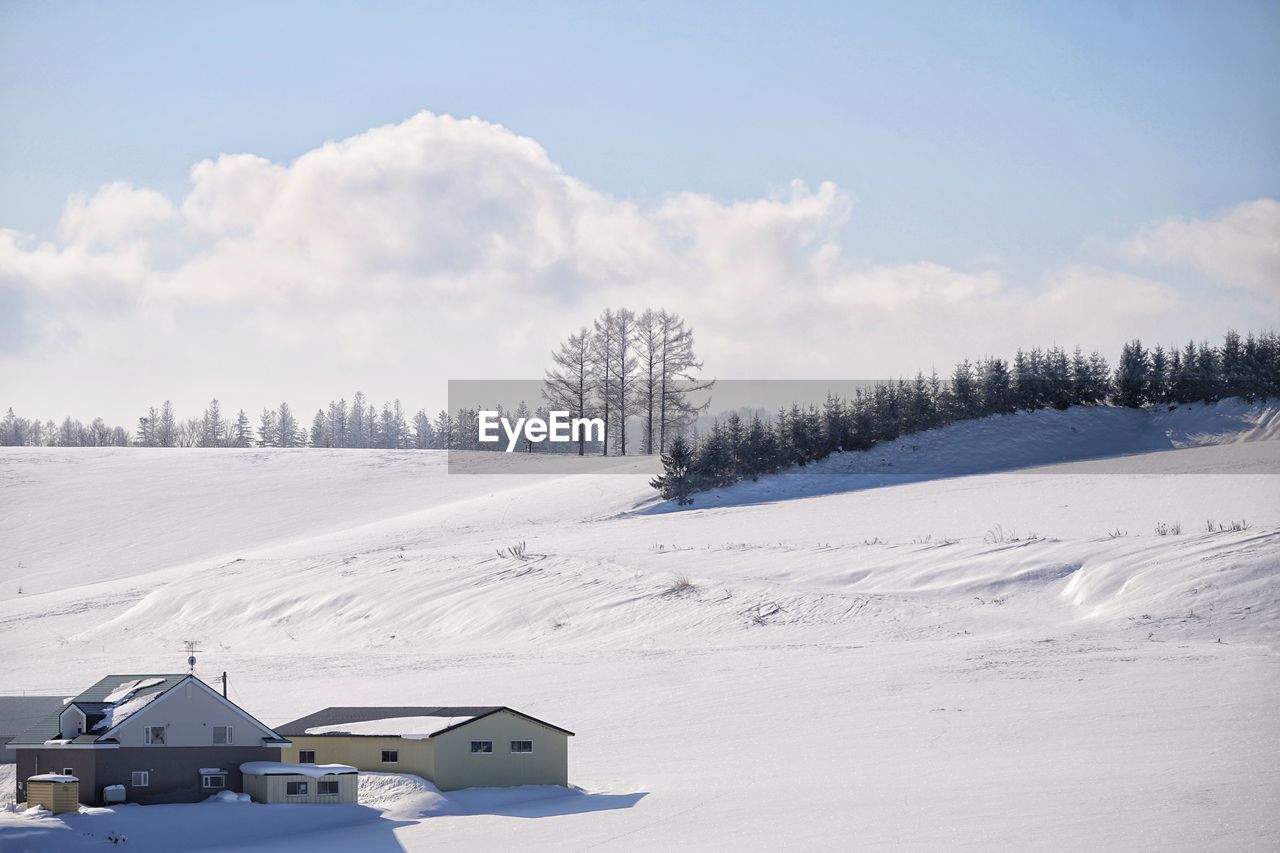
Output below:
[2,307,712,454]
[0,393,442,449]
[651,330,1280,504]
[0,414,132,448]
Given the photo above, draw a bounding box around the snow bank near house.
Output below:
[356,772,607,821]
[357,772,444,818]
[306,716,473,739]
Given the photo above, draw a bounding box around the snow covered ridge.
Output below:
[650,398,1280,508]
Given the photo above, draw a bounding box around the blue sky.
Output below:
[0,1,1276,422]
[4,1,1276,271]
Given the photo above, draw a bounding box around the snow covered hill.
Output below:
[1,399,1277,852]
[646,396,1280,510]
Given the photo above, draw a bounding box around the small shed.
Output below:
[240,761,358,805]
[26,773,80,814]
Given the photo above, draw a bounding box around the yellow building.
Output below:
[276,706,572,791]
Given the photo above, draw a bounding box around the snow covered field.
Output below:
[1,400,1278,851]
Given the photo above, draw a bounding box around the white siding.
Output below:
[108,680,275,748]
[58,706,86,739]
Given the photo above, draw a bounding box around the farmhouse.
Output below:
[9,674,290,806]
[277,706,573,791]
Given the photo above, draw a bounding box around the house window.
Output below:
[286,781,308,796]
[131,771,150,787]
[510,740,533,753]
[202,774,226,789]
[381,750,399,763]
[62,767,74,775]
[298,750,316,764]
[470,741,493,754]
[144,726,166,745]
[317,780,339,795]
[213,725,233,745]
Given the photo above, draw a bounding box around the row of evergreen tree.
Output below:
[0,394,438,449]
[0,393,591,451]
[651,330,1280,504]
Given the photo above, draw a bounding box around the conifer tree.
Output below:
[650,435,696,505]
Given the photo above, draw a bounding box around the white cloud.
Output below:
[1116,198,1279,294]
[0,110,1266,421]
[57,182,174,249]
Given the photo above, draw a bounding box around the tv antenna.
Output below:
[183,639,202,674]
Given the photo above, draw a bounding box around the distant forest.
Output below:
[650,330,1280,504]
[0,307,710,452]
[3,328,1277,472]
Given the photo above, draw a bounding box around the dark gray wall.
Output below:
[16,749,97,806]
[16,746,282,805]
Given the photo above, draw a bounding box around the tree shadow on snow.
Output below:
[633,472,933,515]
[632,440,1209,516]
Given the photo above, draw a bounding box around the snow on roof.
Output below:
[28,773,78,782]
[103,677,165,704]
[240,761,357,778]
[304,715,475,739]
[199,768,226,774]
[93,688,163,732]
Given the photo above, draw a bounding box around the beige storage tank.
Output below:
[25,774,80,814]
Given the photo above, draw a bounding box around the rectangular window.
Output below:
[317,780,339,795]
[286,781,308,796]
[510,740,533,753]
[62,767,74,775]
[298,750,316,764]
[381,750,398,763]
[131,771,149,787]
[202,774,226,789]
[144,726,166,745]
[470,740,493,754]
[213,725,233,745]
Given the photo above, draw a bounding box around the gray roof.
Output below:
[277,706,574,738]
[8,674,289,747]
[0,696,67,740]
[10,674,188,745]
